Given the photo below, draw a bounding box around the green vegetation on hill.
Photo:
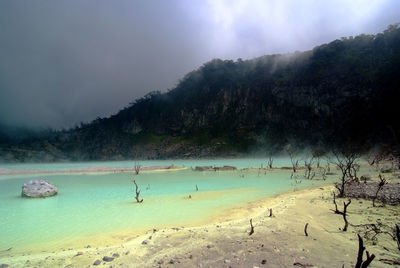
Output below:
[1,24,400,161]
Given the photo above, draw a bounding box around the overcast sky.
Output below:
[0,0,399,129]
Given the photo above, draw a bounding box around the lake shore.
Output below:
[1,179,398,268]
[0,165,187,176]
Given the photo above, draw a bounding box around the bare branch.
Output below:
[249,219,254,236]
[293,262,314,267]
[134,161,141,175]
[396,224,400,251]
[331,193,351,231]
[342,200,351,231]
[304,156,314,180]
[304,223,309,236]
[133,179,143,203]
[331,149,360,197]
[355,234,375,268]
[268,156,273,169]
[372,174,387,207]
[286,145,299,173]
[331,192,341,214]
[379,259,400,265]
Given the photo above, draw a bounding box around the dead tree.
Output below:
[293,262,314,267]
[352,221,397,244]
[355,234,375,268]
[332,150,360,197]
[304,223,309,236]
[292,159,299,173]
[366,148,395,172]
[372,174,387,207]
[249,219,254,235]
[331,192,340,213]
[304,156,315,180]
[267,156,274,169]
[286,145,299,173]
[351,164,360,180]
[312,148,326,168]
[366,150,383,170]
[396,224,400,251]
[342,200,351,232]
[331,193,351,231]
[319,167,327,180]
[379,259,400,265]
[133,180,143,203]
[134,161,141,175]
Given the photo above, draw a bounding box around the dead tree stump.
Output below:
[249,219,254,236]
[372,174,387,207]
[304,223,309,236]
[331,193,351,231]
[396,224,400,251]
[342,200,351,231]
[355,234,375,268]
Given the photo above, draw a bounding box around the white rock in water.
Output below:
[21,179,58,198]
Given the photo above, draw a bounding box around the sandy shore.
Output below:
[1,179,399,268]
[0,165,187,176]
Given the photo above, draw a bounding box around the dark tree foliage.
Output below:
[1,24,400,161]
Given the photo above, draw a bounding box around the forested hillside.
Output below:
[1,24,399,162]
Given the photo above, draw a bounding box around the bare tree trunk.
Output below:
[342,200,351,231]
[249,219,254,235]
[332,150,360,197]
[134,161,141,175]
[286,146,299,173]
[267,156,273,169]
[304,156,314,179]
[331,194,351,231]
[304,223,309,236]
[355,234,375,268]
[372,174,387,207]
[332,192,340,213]
[396,224,400,251]
[133,180,143,203]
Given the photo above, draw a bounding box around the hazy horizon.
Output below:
[1,0,399,129]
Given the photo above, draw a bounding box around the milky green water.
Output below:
[0,159,332,253]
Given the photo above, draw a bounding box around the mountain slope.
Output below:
[1,24,400,161]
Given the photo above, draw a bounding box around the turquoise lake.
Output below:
[0,158,333,254]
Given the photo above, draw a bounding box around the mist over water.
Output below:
[0,157,292,171]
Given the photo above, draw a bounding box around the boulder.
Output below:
[21,180,58,198]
